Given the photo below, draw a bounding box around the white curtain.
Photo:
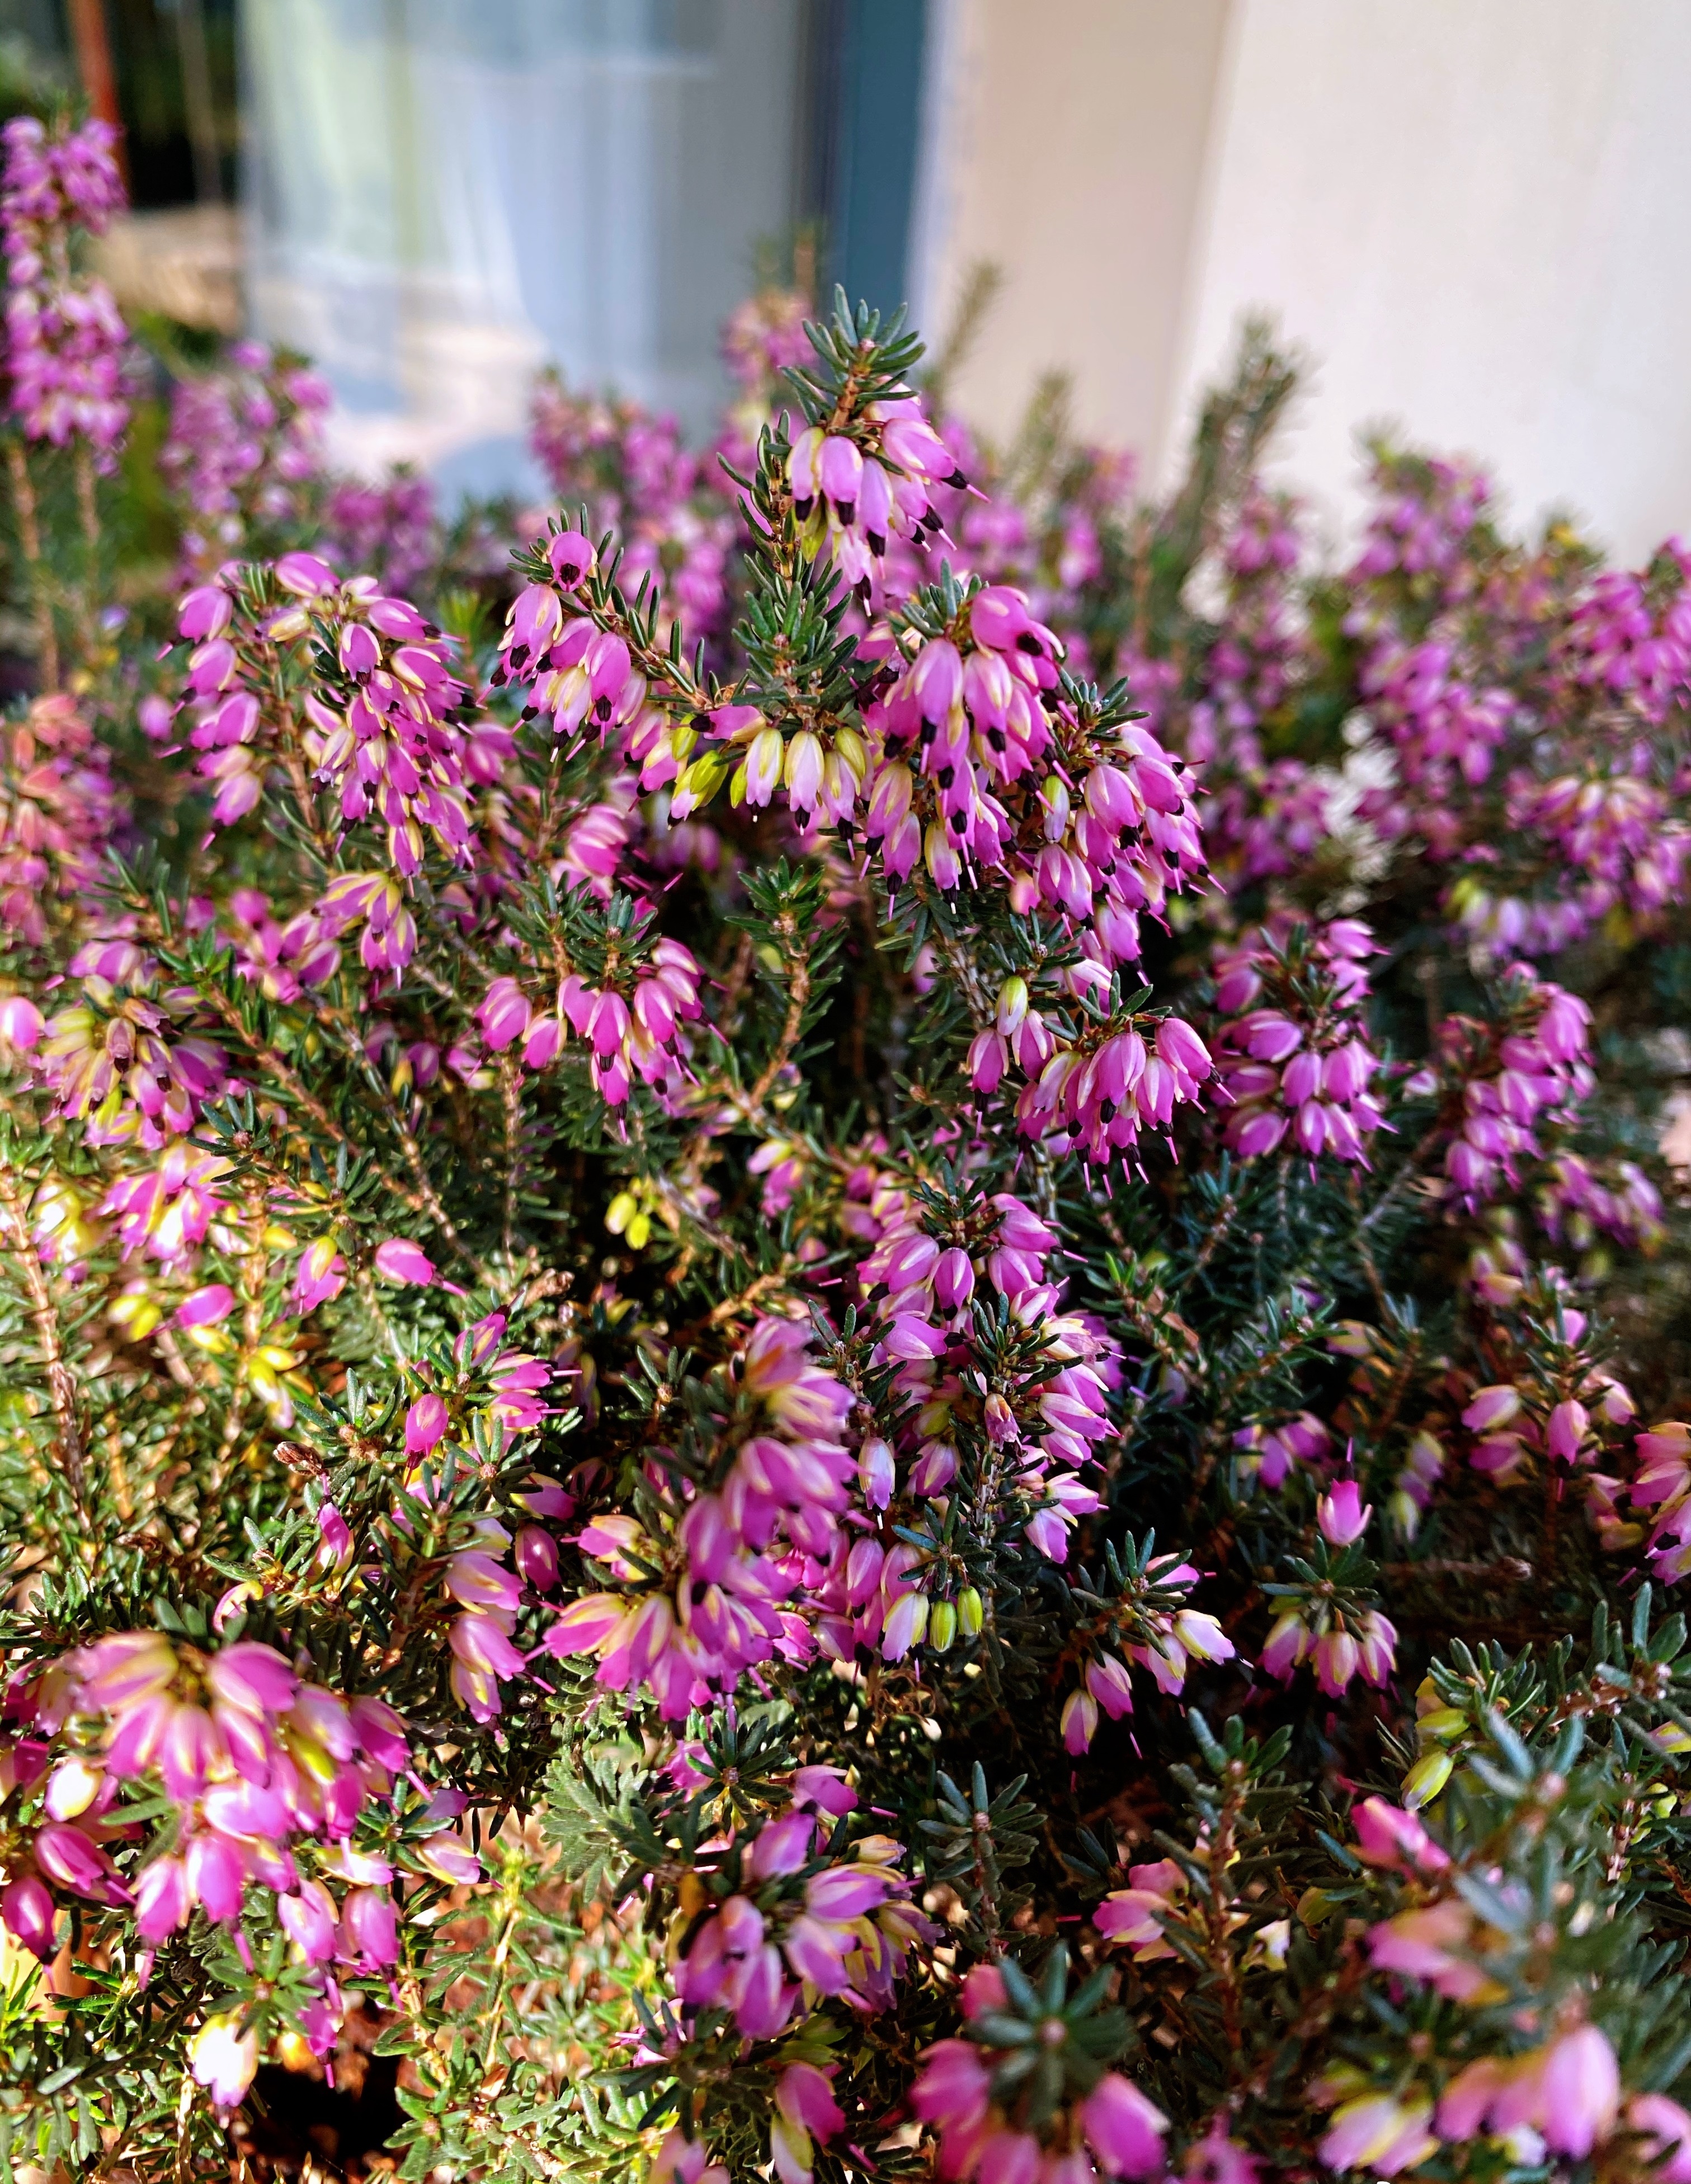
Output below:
[241,0,806,490]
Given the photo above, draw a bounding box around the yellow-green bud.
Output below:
[1402,1749,1454,1810]
[995,977,1029,1036]
[676,749,732,810]
[833,724,868,781]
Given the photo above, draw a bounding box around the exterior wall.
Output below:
[922,0,1691,562]
[1174,0,1691,559]
[913,0,1231,467]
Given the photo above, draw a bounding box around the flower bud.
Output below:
[743,724,784,806]
[0,995,43,1051]
[1401,1749,1454,1810]
[995,975,1029,1036]
[881,1591,929,1661]
[0,1872,55,1961]
[1041,775,1071,841]
[515,1525,560,1592]
[858,1436,895,1510]
[44,1757,101,1820]
[1462,1384,1522,1432]
[189,2012,258,2110]
[374,1238,434,1286]
[833,724,868,781]
[1317,1480,1371,1546]
[547,529,594,587]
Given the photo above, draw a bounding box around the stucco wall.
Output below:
[913,0,1231,469]
[920,0,1691,561]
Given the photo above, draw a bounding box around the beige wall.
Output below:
[915,0,1232,462]
[1175,0,1691,559]
[921,0,1691,562]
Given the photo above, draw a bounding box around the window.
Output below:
[242,0,929,491]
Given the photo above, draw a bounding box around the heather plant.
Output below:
[9,112,1691,2184]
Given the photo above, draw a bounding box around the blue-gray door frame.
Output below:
[806,0,928,321]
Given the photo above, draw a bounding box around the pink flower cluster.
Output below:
[530,377,734,653]
[217,881,343,1001]
[1617,1418,1691,1582]
[309,870,421,979]
[314,1314,561,1728]
[0,116,125,249]
[789,394,968,592]
[1,116,129,456]
[1212,919,1383,1163]
[494,481,1216,1180]
[305,574,475,867]
[1261,1483,1397,1697]
[852,1182,1113,1566]
[1458,1317,1633,1485]
[404,1306,554,1440]
[477,930,702,1109]
[1350,453,1489,591]
[1557,552,1691,727]
[556,793,634,899]
[325,469,439,599]
[1094,1855,1189,1961]
[1541,1150,1665,1255]
[161,341,332,577]
[0,1628,487,2095]
[1231,1409,1331,1494]
[36,938,229,1150]
[722,285,812,404]
[493,532,659,743]
[1329,469,1691,959]
[0,692,118,944]
[1060,1553,1235,1755]
[719,284,814,469]
[871,411,1124,647]
[1140,423,1691,985]
[912,1962,1170,2184]
[656,2064,848,2184]
[547,1318,853,1717]
[1431,2029,1635,2164]
[673,1801,924,2038]
[1422,971,1593,1211]
[867,595,1203,956]
[1301,1798,1691,2177]
[12,1630,404,1932]
[100,1141,230,1268]
[178,552,476,875]
[1218,761,1334,890]
[438,1530,536,1724]
[1359,640,1514,822]
[1504,766,1691,938]
[1002,1006,1213,1170]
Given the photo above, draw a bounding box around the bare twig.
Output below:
[8,439,58,689]
[0,1159,89,1523]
